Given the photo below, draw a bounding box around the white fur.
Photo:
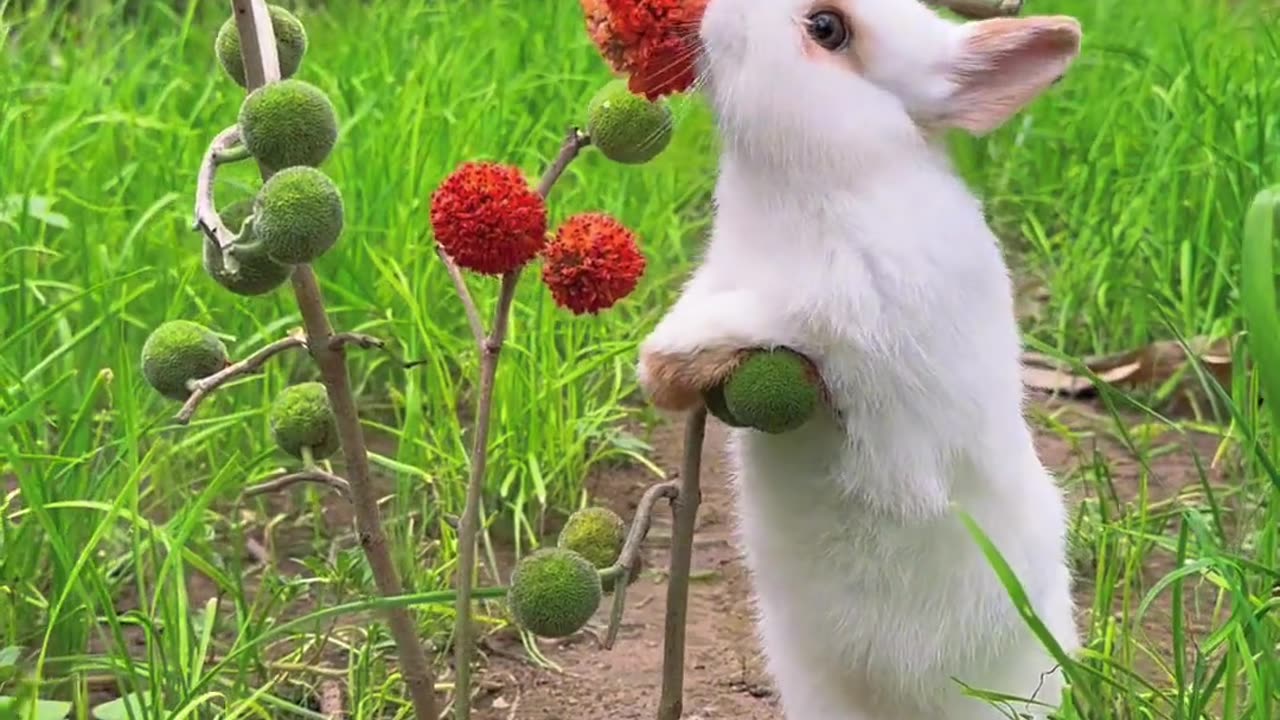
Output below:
[638,1,1082,718]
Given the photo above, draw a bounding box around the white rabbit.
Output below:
[636,1,1083,719]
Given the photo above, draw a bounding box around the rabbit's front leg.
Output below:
[638,286,800,412]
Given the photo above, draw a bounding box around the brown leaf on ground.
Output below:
[1020,335,1235,399]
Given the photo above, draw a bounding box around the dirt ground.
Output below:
[470,398,1234,720]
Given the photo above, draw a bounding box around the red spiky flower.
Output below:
[429,162,548,275]
[542,212,646,315]
[581,0,709,100]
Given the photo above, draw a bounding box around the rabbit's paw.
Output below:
[637,345,749,412]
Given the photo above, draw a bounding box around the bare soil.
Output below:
[471,398,1238,720]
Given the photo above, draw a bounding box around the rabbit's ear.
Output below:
[937,16,1081,135]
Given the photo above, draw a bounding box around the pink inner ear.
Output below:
[942,16,1082,136]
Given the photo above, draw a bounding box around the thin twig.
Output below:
[175,334,306,424]
[329,332,386,351]
[451,126,592,720]
[193,124,246,250]
[435,246,486,349]
[244,469,352,500]
[925,0,1023,18]
[658,407,708,720]
[228,3,439,720]
[604,481,679,649]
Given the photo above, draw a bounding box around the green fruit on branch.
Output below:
[268,381,339,460]
[216,4,308,88]
[253,166,344,265]
[238,79,337,171]
[586,79,673,165]
[558,506,625,569]
[141,320,229,401]
[203,199,293,296]
[507,548,602,638]
[718,348,820,434]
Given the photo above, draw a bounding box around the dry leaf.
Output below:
[1021,335,1236,398]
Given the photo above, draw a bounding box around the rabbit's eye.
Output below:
[805,10,850,52]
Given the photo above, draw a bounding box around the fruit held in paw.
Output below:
[238,79,337,171]
[720,349,820,434]
[268,381,339,460]
[203,199,293,296]
[507,548,603,638]
[253,166,344,265]
[141,320,229,401]
[704,383,748,428]
[216,4,308,87]
[586,79,673,164]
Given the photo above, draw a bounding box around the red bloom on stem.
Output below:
[581,0,709,100]
[430,162,548,275]
[542,213,646,315]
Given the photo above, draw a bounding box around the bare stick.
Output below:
[924,0,1023,18]
[174,334,306,424]
[244,469,351,500]
[228,3,438,719]
[657,407,707,720]
[450,126,592,720]
[604,481,679,649]
[328,332,386,351]
[193,124,245,250]
[435,246,486,349]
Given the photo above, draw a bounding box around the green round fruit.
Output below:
[253,166,344,265]
[507,548,602,639]
[268,381,339,460]
[704,383,749,428]
[586,79,673,164]
[238,79,337,171]
[558,506,625,570]
[722,349,820,434]
[216,4,308,88]
[203,199,293,296]
[141,320,229,401]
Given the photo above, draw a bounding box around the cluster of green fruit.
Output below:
[506,506,632,638]
[205,5,344,297]
[139,7,344,461]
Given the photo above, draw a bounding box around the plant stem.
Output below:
[228,3,438,719]
[175,333,305,424]
[451,127,590,720]
[657,406,707,720]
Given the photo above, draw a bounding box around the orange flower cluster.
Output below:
[429,162,547,276]
[581,0,709,100]
[542,213,646,315]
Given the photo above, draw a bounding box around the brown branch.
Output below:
[924,0,1023,18]
[193,124,246,250]
[450,126,592,720]
[174,334,306,424]
[658,407,708,720]
[228,4,439,720]
[243,469,351,500]
[603,481,679,649]
[434,245,486,349]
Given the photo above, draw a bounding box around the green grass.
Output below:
[0,0,1277,717]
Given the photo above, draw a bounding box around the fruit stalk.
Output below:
[228,3,439,720]
[450,126,591,720]
[174,332,305,423]
[657,406,707,720]
[603,480,679,649]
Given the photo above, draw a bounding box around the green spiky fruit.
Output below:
[268,382,339,460]
[215,4,308,88]
[704,383,749,428]
[238,79,337,171]
[203,199,293,296]
[720,349,820,434]
[253,166,344,265]
[586,79,673,164]
[507,548,602,638]
[559,506,625,568]
[141,320,229,401]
